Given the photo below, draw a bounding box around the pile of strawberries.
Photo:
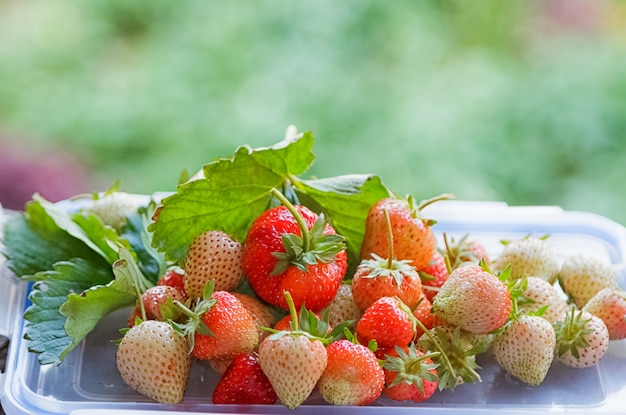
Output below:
[115,189,626,408]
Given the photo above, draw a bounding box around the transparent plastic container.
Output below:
[2,201,626,415]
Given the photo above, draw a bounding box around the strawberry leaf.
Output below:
[150,132,315,262]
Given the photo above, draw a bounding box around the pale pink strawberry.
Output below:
[317,339,385,406]
[258,332,327,409]
[141,285,186,321]
[559,253,617,309]
[519,277,569,323]
[582,287,626,340]
[432,264,511,335]
[493,236,560,284]
[116,320,191,404]
[492,315,556,386]
[184,230,245,297]
[554,308,609,368]
[326,283,362,329]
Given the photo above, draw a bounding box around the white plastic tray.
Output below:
[2,201,626,414]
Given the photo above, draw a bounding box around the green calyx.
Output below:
[360,253,419,287]
[384,343,440,394]
[265,291,349,345]
[417,325,484,391]
[171,280,217,351]
[553,307,593,359]
[270,188,346,275]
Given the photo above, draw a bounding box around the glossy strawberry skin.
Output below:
[193,291,258,361]
[157,267,188,299]
[242,205,347,312]
[360,198,436,271]
[356,296,415,358]
[317,339,385,406]
[418,250,449,303]
[212,352,277,405]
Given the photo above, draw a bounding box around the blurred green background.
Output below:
[1,0,626,225]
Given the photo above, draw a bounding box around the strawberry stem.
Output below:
[284,290,300,331]
[383,208,395,269]
[271,188,311,252]
[416,193,455,211]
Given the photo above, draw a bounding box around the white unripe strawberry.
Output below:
[559,253,617,309]
[116,320,191,404]
[554,309,609,369]
[519,277,569,323]
[82,191,144,231]
[492,315,556,386]
[183,230,245,297]
[494,237,560,284]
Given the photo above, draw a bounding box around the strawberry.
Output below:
[157,267,188,300]
[558,253,617,309]
[212,351,277,405]
[183,229,245,297]
[116,320,191,404]
[413,295,434,339]
[231,292,276,343]
[140,285,186,321]
[82,189,143,232]
[317,338,385,406]
[432,263,511,335]
[582,287,626,340]
[257,293,330,409]
[442,233,490,270]
[360,194,451,271]
[352,206,423,310]
[174,283,258,361]
[326,282,362,329]
[242,189,347,312]
[351,254,422,311]
[356,296,416,359]
[418,250,449,303]
[554,308,609,368]
[492,314,556,386]
[493,236,560,284]
[383,344,439,402]
[416,322,486,390]
[519,276,569,323]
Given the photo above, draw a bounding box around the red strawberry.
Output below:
[360,196,441,271]
[174,283,258,361]
[583,287,626,340]
[413,295,434,339]
[352,206,423,310]
[383,344,439,403]
[212,352,277,405]
[184,230,245,297]
[356,296,416,359]
[157,267,188,299]
[432,263,511,335]
[242,189,347,312]
[418,250,449,303]
[351,254,422,311]
[317,338,385,406]
[231,292,276,343]
[116,320,191,404]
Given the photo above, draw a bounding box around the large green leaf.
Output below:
[150,132,316,261]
